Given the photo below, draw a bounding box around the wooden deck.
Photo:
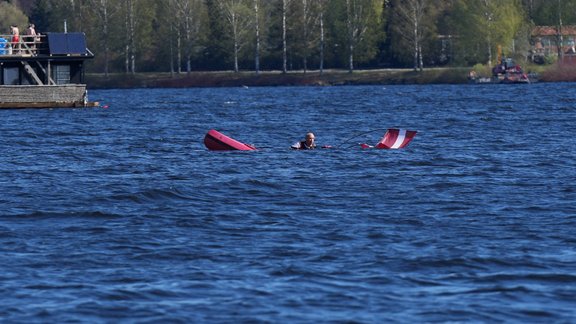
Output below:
[0,34,45,57]
[0,85,98,109]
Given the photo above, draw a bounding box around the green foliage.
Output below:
[352,0,386,65]
[204,0,233,69]
[3,0,570,73]
[132,0,159,71]
[544,54,558,65]
[531,0,576,25]
[447,0,525,65]
[386,0,442,68]
[227,0,255,70]
[323,0,346,68]
[472,63,490,76]
[0,1,29,32]
[30,0,78,33]
[323,0,385,69]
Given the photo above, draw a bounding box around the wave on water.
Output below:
[1,84,575,322]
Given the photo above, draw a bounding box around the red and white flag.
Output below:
[375,128,417,149]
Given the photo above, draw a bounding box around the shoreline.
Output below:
[85,65,573,89]
[85,68,472,89]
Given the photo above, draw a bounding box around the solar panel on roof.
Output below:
[47,33,87,55]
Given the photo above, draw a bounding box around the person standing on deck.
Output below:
[26,24,37,54]
[27,24,36,36]
[10,25,19,54]
[291,132,317,150]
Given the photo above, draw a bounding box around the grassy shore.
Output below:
[85,68,472,89]
[85,64,571,89]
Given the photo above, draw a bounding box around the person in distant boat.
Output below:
[291,132,316,150]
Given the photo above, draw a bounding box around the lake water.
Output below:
[1,83,575,322]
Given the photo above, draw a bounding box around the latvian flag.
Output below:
[375,128,417,149]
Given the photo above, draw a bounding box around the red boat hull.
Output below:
[204,129,256,151]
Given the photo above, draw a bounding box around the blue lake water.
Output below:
[1,83,575,322]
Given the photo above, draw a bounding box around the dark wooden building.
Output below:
[0,32,96,108]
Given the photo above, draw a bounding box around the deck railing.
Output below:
[0,34,47,57]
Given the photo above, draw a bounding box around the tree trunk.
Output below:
[186,14,192,74]
[130,0,136,73]
[413,10,418,71]
[418,44,423,71]
[302,0,308,74]
[346,0,353,73]
[124,0,136,74]
[177,30,182,74]
[103,5,110,77]
[557,0,563,59]
[169,0,175,76]
[254,0,260,75]
[487,38,492,67]
[319,5,324,74]
[282,0,288,73]
[233,11,240,73]
[92,0,112,77]
[483,0,493,66]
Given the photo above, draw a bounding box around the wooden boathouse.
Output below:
[0,32,97,109]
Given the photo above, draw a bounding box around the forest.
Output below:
[2,0,576,75]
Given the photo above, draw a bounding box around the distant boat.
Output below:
[468,57,538,84]
[490,58,535,84]
[0,32,98,109]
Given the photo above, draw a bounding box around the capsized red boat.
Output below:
[204,129,257,151]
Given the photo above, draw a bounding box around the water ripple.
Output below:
[1,84,575,322]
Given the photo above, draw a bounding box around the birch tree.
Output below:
[254,0,260,74]
[317,0,327,73]
[173,0,208,74]
[390,0,429,71]
[86,0,120,77]
[220,0,253,72]
[281,0,293,73]
[124,0,156,73]
[344,0,381,72]
[296,0,323,73]
[123,0,136,73]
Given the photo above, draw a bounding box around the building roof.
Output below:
[532,26,576,37]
